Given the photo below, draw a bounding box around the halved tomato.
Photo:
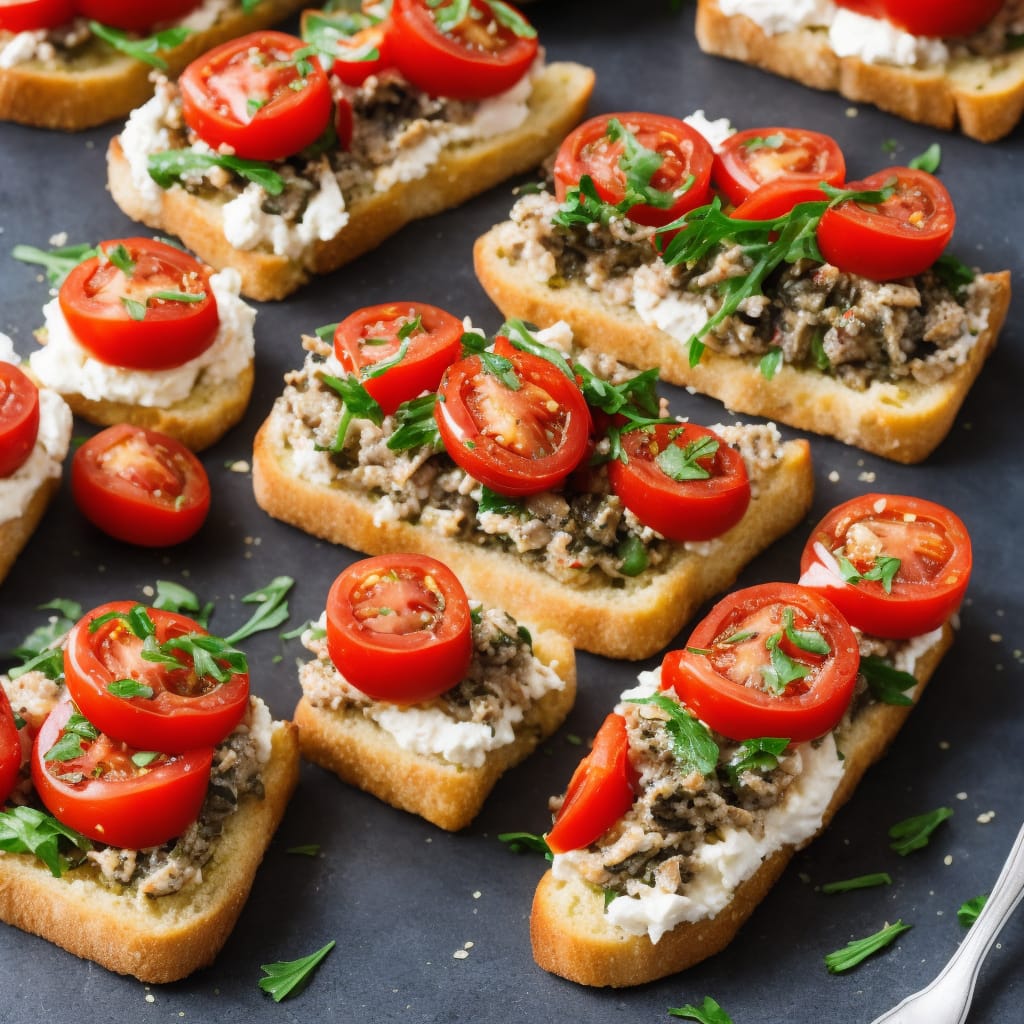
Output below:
[731,179,832,221]
[0,688,20,805]
[58,238,219,372]
[71,425,211,547]
[662,583,860,744]
[798,493,971,639]
[326,554,474,703]
[0,362,40,478]
[302,8,392,87]
[840,1,1005,38]
[554,112,714,227]
[0,0,73,31]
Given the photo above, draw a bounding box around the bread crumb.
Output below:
[828,470,840,483]
[464,941,474,949]
[48,231,68,247]
[227,459,250,473]
[977,811,995,824]
[858,471,876,483]
[956,792,968,800]
[939,740,950,750]
[990,633,1003,643]
[142,585,154,596]
[846,107,859,117]
[944,855,953,866]
[145,994,155,1004]
[453,949,469,960]
[472,891,482,899]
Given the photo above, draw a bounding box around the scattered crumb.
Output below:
[464,941,474,949]
[453,949,469,960]
[142,585,154,597]
[846,106,859,117]
[472,891,482,900]
[48,231,68,247]
[944,855,953,866]
[858,471,876,483]
[939,740,950,750]
[956,792,968,801]
[145,994,155,1004]
[227,459,250,473]
[85,140,94,149]
[828,470,840,483]
[977,811,996,824]
[990,633,1003,643]
[798,872,811,884]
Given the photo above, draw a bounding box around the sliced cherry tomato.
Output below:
[434,337,590,497]
[0,362,40,478]
[546,713,636,854]
[836,1,1004,38]
[607,422,751,543]
[71,425,211,547]
[554,112,714,228]
[333,301,463,414]
[387,0,538,100]
[326,553,474,703]
[817,167,955,281]
[64,600,250,753]
[0,0,73,31]
[58,237,219,372]
[31,695,213,849]
[662,583,860,744]
[731,179,832,221]
[0,688,20,805]
[73,0,200,31]
[798,494,971,639]
[179,31,332,161]
[713,127,846,208]
[302,8,392,87]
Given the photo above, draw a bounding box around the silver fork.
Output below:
[869,819,1024,1024]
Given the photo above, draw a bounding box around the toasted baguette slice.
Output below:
[295,629,576,831]
[0,476,61,586]
[252,413,813,660]
[0,0,306,131]
[531,626,953,988]
[474,228,1011,464]
[107,61,596,301]
[694,0,1024,143]
[0,719,300,982]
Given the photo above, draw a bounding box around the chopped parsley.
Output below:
[626,692,718,776]
[859,655,917,706]
[498,831,553,858]
[668,996,735,1023]
[87,21,192,70]
[888,807,953,856]
[821,872,892,895]
[258,940,335,1002]
[957,893,988,927]
[0,806,91,878]
[824,920,911,973]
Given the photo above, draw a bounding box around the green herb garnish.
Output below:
[87,21,191,70]
[258,940,336,1002]
[11,243,98,287]
[836,553,901,593]
[726,737,789,789]
[821,872,892,895]
[860,655,917,707]
[147,150,285,196]
[655,432,717,482]
[957,893,988,927]
[319,372,384,452]
[824,920,911,973]
[627,692,718,776]
[0,806,91,877]
[498,831,552,858]
[908,143,942,174]
[668,996,735,1022]
[224,576,295,644]
[106,679,155,699]
[889,807,953,856]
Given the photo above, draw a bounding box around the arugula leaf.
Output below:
[781,607,830,655]
[957,893,988,927]
[160,633,248,683]
[319,372,384,452]
[726,737,789,789]
[627,693,718,776]
[889,807,953,856]
[821,872,892,895]
[303,9,379,65]
[152,580,213,627]
[824,920,911,973]
[147,150,285,196]
[656,433,717,482]
[668,996,734,1023]
[430,0,470,33]
[552,174,622,229]
[387,393,442,452]
[0,806,91,877]
[104,242,135,276]
[11,242,97,287]
[759,346,783,381]
[606,118,674,211]
[933,252,975,297]
[224,576,295,644]
[498,831,553,858]
[121,296,147,321]
[43,709,99,762]
[478,486,522,516]
[9,598,82,663]
[860,654,917,706]
[258,940,335,1002]
[908,143,941,174]
[107,679,155,699]
[837,553,901,593]
[88,21,191,70]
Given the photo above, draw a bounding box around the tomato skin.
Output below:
[608,423,751,542]
[0,688,20,805]
[836,1,1005,38]
[0,362,40,478]
[547,713,636,854]
[554,112,714,228]
[326,554,474,704]
[333,301,464,414]
[434,338,590,497]
[713,126,846,208]
[332,24,391,85]
[71,425,211,547]
[59,237,220,372]
[73,0,201,31]
[179,31,332,161]
[731,179,831,221]
[64,601,250,753]
[31,695,213,849]
[798,494,972,639]
[387,0,538,101]
[817,167,955,281]
[0,0,73,31]
[662,583,860,744]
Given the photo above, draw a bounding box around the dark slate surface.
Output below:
[1,4,1021,1022]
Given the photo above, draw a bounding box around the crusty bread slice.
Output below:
[530,626,953,988]
[107,61,596,301]
[294,630,576,831]
[0,476,61,586]
[694,0,1024,143]
[474,229,1011,464]
[0,720,300,982]
[252,415,813,660]
[0,0,306,131]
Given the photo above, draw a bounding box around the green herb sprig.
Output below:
[258,940,335,1002]
[821,872,893,895]
[498,831,553,858]
[147,150,285,196]
[957,893,988,927]
[224,577,295,644]
[0,806,91,878]
[860,655,917,707]
[627,692,718,776]
[668,996,735,1023]
[824,920,911,973]
[11,243,98,287]
[88,21,191,70]
[889,807,953,856]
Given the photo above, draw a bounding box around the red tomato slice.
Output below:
[31,695,214,849]
[73,0,200,31]
[64,600,250,753]
[326,553,473,703]
[731,179,832,221]
[434,337,590,497]
[546,713,636,854]
[554,112,714,228]
[607,422,751,542]
[300,10,392,87]
[817,166,955,281]
[0,688,21,804]
[798,493,971,639]
[0,0,73,31]
[179,31,332,161]
[71,425,211,547]
[0,362,40,478]
[58,237,219,372]
[387,0,538,100]
[842,0,1006,38]
[662,583,860,744]
[333,301,464,414]
[713,126,846,208]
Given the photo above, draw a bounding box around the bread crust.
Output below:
[0,721,300,982]
[294,630,577,831]
[251,414,814,660]
[694,0,1024,143]
[107,62,597,301]
[0,475,60,586]
[530,626,954,988]
[474,229,1011,464]
[0,0,307,131]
